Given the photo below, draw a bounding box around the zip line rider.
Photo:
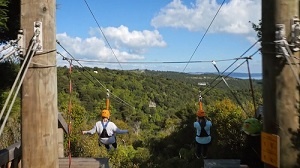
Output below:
[82,90,129,151]
[194,93,212,159]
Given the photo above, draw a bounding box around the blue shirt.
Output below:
[194,120,212,144]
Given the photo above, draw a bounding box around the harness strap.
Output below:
[100,121,111,138]
[197,121,210,137]
[101,121,109,129]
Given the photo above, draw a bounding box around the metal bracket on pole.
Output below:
[275,24,286,57]
[275,24,286,41]
[34,21,43,52]
[290,16,300,52]
[17,30,24,57]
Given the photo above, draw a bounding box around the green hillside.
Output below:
[0,63,263,167]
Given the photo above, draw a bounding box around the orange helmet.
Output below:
[101,109,110,118]
[197,110,206,117]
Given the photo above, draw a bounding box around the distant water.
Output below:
[227,73,262,80]
[189,72,262,80]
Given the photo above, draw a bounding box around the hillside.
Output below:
[0,63,263,167]
[57,67,262,116]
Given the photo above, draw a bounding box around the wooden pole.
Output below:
[262,0,300,167]
[21,0,58,167]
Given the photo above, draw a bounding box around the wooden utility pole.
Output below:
[21,0,58,167]
[262,0,300,167]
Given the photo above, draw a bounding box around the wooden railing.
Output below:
[0,142,21,168]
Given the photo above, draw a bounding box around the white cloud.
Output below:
[94,25,167,54]
[151,0,261,34]
[56,25,167,63]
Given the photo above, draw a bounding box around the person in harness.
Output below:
[240,117,263,168]
[194,109,212,159]
[82,109,129,151]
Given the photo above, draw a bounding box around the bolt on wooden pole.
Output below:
[21,0,58,167]
[262,0,300,167]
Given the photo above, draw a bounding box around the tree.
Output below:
[0,0,9,32]
[249,20,262,40]
[207,98,247,158]
[0,0,20,43]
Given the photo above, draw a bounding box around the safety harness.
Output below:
[100,121,111,138]
[196,121,209,137]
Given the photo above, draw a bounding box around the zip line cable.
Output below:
[0,38,22,62]
[182,0,226,72]
[202,49,260,96]
[57,36,260,111]
[205,49,260,95]
[278,40,300,85]
[57,52,135,110]
[246,59,257,114]
[0,37,21,53]
[205,40,260,88]
[221,40,260,74]
[83,0,123,70]
[56,42,135,110]
[212,60,247,115]
[61,56,250,64]
[0,33,40,137]
[0,48,18,62]
[67,60,72,168]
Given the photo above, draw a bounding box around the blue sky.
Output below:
[56,0,261,73]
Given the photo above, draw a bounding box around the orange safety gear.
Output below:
[197,110,206,117]
[101,109,110,118]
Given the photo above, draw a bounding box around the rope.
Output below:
[0,37,22,61]
[56,56,249,64]
[0,38,19,53]
[197,49,260,117]
[0,49,17,62]
[67,60,73,168]
[212,61,247,115]
[182,0,226,72]
[279,40,300,86]
[202,49,260,96]
[0,35,36,121]
[106,90,110,110]
[246,59,257,115]
[0,34,39,137]
[56,49,135,110]
[206,40,260,88]
[83,0,123,70]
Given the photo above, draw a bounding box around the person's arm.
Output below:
[111,122,129,134]
[193,122,197,128]
[82,123,98,135]
[115,128,129,134]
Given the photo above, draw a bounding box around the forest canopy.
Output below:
[0,63,263,167]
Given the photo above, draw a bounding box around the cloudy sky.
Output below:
[56,0,261,73]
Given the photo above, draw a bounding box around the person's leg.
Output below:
[112,136,117,149]
[112,142,117,149]
[104,144,110,151]
[195,142,202,159]
[202,144,208,158]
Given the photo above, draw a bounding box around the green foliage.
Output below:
[0,0,8,32]
[0,63,264,167]
[56,66,263,166]
[207,98,247,158]
[0,0,20,43]
[0,91,20,149]
[249,20,262,40]
[0,62,19,92]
